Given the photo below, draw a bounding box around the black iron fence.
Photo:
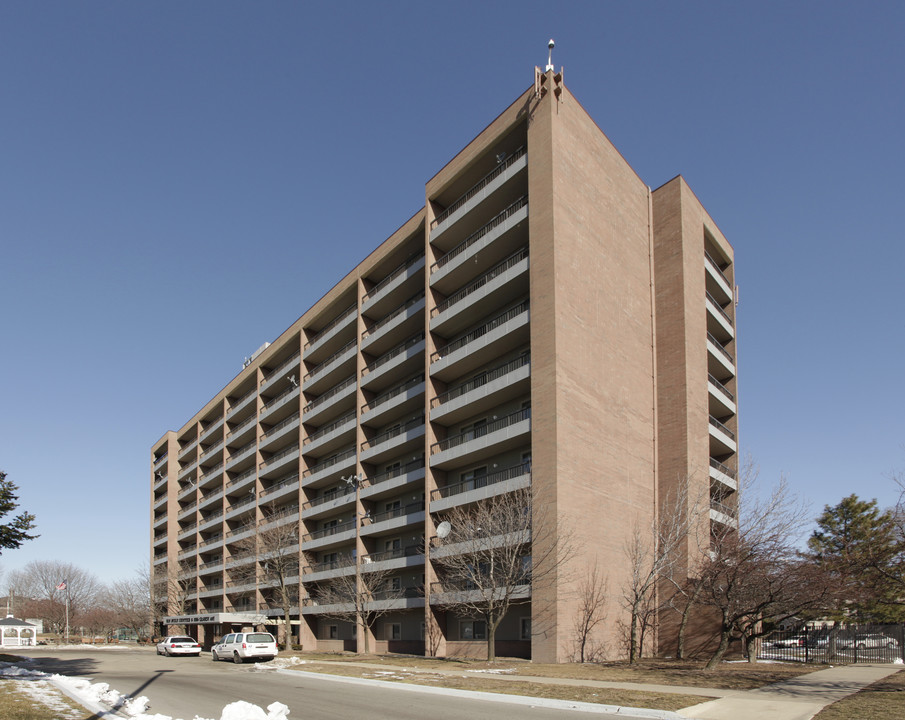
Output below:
[761,624,905,664]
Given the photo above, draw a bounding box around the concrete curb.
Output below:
[48,675,126,719]
[276,667,685,718]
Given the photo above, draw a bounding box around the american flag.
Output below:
[56,580,67,591]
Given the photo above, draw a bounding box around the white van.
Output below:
[211,632,278,663]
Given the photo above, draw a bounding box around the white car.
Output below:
[211,632,278,664]
[156,636,201,656]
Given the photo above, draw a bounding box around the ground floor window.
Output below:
[460,619,487,640]
[387,623,401,641]
[328,625,338,639]
[520,617,531,640]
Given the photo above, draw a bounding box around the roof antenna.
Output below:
[546,39,555,72]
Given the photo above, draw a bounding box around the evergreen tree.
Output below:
[0,470,38,553]
[807,494,902,621]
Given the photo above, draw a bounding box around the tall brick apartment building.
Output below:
[150,66,738,662]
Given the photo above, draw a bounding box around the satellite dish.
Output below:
[436,521,451,539]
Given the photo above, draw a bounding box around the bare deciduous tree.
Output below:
[700,475,830,668]
[568,559,608,663]
[309,560,403,653]
[233,507,301,646]
[7,560,101,636]
[621,485,700,663]
[431,485,571,662]
[104,567,152,640]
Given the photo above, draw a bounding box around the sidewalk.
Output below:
[677,663,903,720]
[307,659,902,719]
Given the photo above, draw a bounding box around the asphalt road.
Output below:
[15,646,667,720]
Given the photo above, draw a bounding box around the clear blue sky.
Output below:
[1,1,903,585]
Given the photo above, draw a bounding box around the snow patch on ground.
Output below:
[0,660,291,720]
[468,667,516,674]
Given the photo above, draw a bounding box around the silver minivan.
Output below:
[211,632,278,663]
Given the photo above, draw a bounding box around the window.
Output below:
[520,617,531,641]
[384,461,402,477]
[462,418,487,441]
[387,577,401,591]
[387,623,401,641]
[384,499,401,516]
[460,466,488,490]
[328,625,338,640]
[384,538,401,554]
[460,620,487,640]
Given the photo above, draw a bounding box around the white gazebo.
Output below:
[0,615,37,646]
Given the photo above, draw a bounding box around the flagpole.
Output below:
[65,593,70,643]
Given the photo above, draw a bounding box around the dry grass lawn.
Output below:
[0,678,100,720]
[812,669,905,720]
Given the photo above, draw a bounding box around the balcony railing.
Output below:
[305,304,357,351]
[362,253,425,304]
[431,355,529,408]
[303,376,356,415]
[430,462,530,500]
[260,350,301,388]
[362,375,424,414]
[431,147,526,229]
[431,301,529,362]
[305,556,356,574]
[261,385,299,415]
[259,443,299,471]
[364,545,423,563]
[226,388,257,417]
[707,333,735,365]
[260,415,300,444]
[259,473,300,499]
[709,416,736,441]
[302,484,355,511]
[708,374,735,402]
[361,291,424,341]
[366,502,423,524]
[302,448,356,479]
[710,458,737,479]
[432,247,528,317]
[361,415,424,452]
[431,407,530,454]
[226,414,257,440]
[432,196,528,272]
[710,499,736,517]
[706,291,734,326]
[303,518,356,542]
[304,412,356,446]
[365,458,425,488]
[705,251,731,286]
[303,339,356,384]
[362,332,424,377]
[225,468,255,489]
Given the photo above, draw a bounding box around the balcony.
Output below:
[199,531,224,550]
[429,579,529,606]
[360,375,424,428]
[360,292,425,356]
[260,351,301,392]
[259,385,300,424]
[178,438,198,460]
[709,415,737,455]
[220,442,253,476]
[198,508,224,531]
[362,253,426,318]
[707,333,735,382]
[259,415,300,452]
[708,373,736,417]
[430,462,531,513]
[430,248,529,339]
[361,333,425,391]
[710,501,739,529]
[259,473,300,504]
[225,468,256,492]
[177,459,199,482]
[259,443,300,480]
[360,416,425,465]
[705,251,733,304]
[225,414,258,447]
[430,407,531,470]
[361,545,424,573]
[304,304,357,363]
[200,417,225,444]
[430,301,530,382]
[706,292,735,341]
[302,484,356,519]
[226,388,257,420]
[153,471,168,491]
[303,555,357,583]
[302,340,357,395]
[430,148,527,250]
[430,354,530,424]
[360,502,425,538]
[303,376,357,424]
[710,458,738,494]
[301,447,356,488]
[301,518,357,551]
[225,495,256,521]
[360,459,425,501]
[303,412,356,457]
